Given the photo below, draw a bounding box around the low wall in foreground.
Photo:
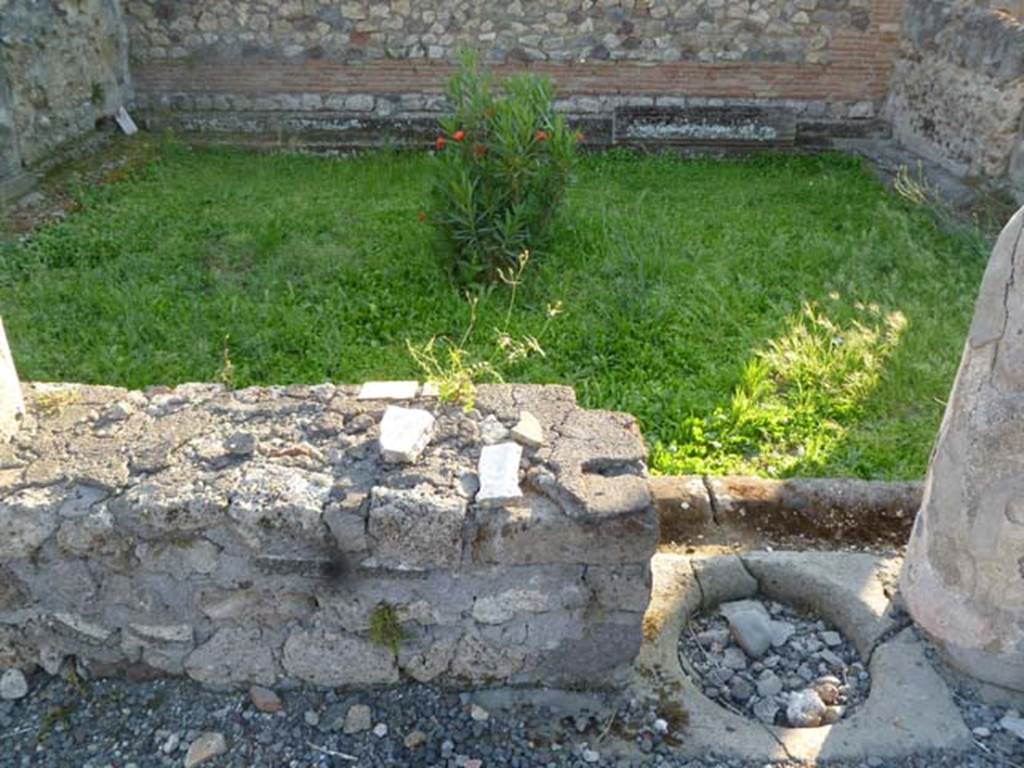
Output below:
[0,382,656,689]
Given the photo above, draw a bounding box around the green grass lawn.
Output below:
[0,140,988,479]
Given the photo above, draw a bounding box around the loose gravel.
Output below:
[678,598,869,728]
[1,657,1022,768]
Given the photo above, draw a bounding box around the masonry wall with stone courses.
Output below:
[884,0,1024,197]
[0,382,657,690]
[0,0,132,200]
[124,0,900,148]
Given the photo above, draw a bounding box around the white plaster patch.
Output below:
[379,406,435,463]
[477,442,523,506]
[357,381,419,400]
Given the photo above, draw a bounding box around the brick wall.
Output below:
[125,0,902,148]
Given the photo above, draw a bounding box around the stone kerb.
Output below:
[0,381,657,690]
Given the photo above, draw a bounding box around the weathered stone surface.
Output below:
[886,0,1024,194]
[184,732,227,767]
[185,628,276,687]
[692,555,759,610]
[720,601,773,659]
[450,631,526,683]
[249,685,283,713]
[473,493,658,566]
[511,411,544,448]
[228,463,333,539]
[379,406,435,463]
[0,487,60,558]
[902,207,1024,692]
[0,318,24,442]
[787,688,826,727]
[282,627,398,686]
[368,485,467,570]
[125,0,877,71]
[0,0,130,202]
[0,383,652,690]
[0,668,28,700]
[344,703,373,734]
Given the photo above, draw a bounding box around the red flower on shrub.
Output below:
[535,130,548,142]
[436,136,446,150]
[418,210,427,222]
[452,130,465,142]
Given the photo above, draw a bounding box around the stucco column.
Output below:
[0,316,23,441]
[902,207,1024,692]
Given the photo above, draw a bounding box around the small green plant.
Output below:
[894,163,933,207]
[90,82,105,107]
[407,292,503,411]
[430,50,578,285]
[408,250,562,410]
[37,703,76,743]
[216,335,236,389]
[368,602,406,656]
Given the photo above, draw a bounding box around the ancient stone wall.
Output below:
[884,0,1024,197]
[124,0,901,149]
[0,381,656,689]
[0,0,132,200]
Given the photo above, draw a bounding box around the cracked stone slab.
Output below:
[378,405,435,463]
[636,552,971,762]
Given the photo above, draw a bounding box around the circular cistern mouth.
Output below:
[679,596,870,728]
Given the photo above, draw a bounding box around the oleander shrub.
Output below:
[430,51,578,285]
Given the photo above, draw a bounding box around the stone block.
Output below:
[473,493,657,566]
[228,464,333,539]
[379,405,435,463]
[199,588,316,625]
[585,563,652,612]
[0,487,60,559]
[691,554,758,610]
[367,484,467,569]
[185,628,277,687]
[450,631,526,683]
[528,613,643,686]
[477,442,523,506]
[324,507,368,552]
[122,623,195,674]
[510,411,544,448]
[282,626,398,686]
